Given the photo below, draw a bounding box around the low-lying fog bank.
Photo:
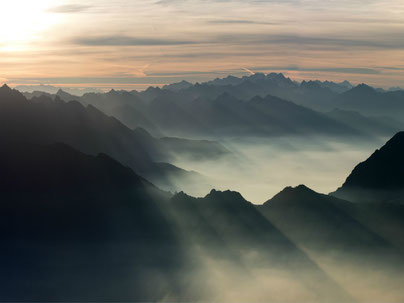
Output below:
[169,135,387,203]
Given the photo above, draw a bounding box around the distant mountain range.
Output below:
[15,84,103,96]
[19,73,404,138]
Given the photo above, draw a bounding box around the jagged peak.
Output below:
[205,188,247,203]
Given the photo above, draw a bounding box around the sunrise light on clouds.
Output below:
[1,0,404,90]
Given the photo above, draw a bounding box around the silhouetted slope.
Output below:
[259,185,390,252]
[261,184,404,255]
[332,131,404,203]
[167,189,355,302]
[258,185,404,300]
[0,140,184,301]
[0,84,198,191]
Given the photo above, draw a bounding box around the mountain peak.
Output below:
[352,83,375,93]
[264,184,320,205]
[0,84,14,94]
[205,189,248,204]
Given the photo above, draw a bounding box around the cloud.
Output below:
[215,34,404,50]
[249,65,381,75]
[73,36,196,46]
[207,19,277,25]
[47,4,91,13]
[242,67,255,75]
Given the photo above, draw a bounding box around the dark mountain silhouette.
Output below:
[257,185,404,298]
[332,131,404,203]
[167,189,355,302]
[2,128,404,301]
[0,139,355,302]
[259,185,394,252]
[0,84,200,191]
[0,140,185,301]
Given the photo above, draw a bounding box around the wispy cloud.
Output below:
[73,35,196,46]
[250,66,381,75]
[242,67,255,75]
[217,34,404,50]
[207,19,277,25]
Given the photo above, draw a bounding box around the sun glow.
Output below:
[0,0,60,49]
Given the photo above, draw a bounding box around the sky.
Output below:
[1,0,404,90]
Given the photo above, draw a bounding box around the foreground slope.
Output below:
[258,185,404,302]
[0,140,183,301]
[0,84,202,191]
[332,131,404,203]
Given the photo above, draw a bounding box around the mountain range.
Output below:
[0,84,226,191]
[2,73,404,301]
[20,73,404,138]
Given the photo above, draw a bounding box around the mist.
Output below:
[169,135,387,203]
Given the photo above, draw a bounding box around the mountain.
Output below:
[0,140,184,301]
[333,84,404,118]
[163,80,193,91]
[0,139,357,301]
[167,189,355,302]
[312,80,353,93]
[23,76,402,138]
[3,128,404,301]
[259,185,391,252]
[126,91,357,137]
[326,108,403,136]
[332,131,404,203]
[0,84,200,191]
[133,127,230,161]
[80,89,145,111]
[15,84,102,95]
[257,185,404,301]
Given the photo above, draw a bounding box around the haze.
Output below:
[171,136,384,203]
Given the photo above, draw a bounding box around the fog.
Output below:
[169,135,387,203]
[161,195,404,303]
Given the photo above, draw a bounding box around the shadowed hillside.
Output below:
[332,131,404,203]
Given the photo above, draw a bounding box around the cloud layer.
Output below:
[1,0,404,89]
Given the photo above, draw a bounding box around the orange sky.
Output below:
[1,0,404,90]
